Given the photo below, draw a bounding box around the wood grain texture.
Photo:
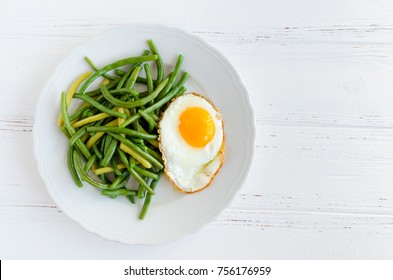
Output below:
[1,0,393,259]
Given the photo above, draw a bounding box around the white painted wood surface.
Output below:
[1,0,393,259]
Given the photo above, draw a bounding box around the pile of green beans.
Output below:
[59,39,188,220]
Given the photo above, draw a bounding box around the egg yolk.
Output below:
[178,107,215,148]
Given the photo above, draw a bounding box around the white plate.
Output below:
[33,24,255,245]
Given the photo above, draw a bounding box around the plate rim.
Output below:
[33,23,256,245]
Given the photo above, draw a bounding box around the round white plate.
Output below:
[33,24,255,244]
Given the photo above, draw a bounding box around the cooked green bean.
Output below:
[100,77,169,108]
[144,63,154,96]
[69,106,90,122]
[73,150,110,189]
[108,171,128,189]
[79,55,158,94]
[111,158,122,176]
[60,126,71,139]
[116,50,150,90]
[108,132,163,170]
[133,165,159,180]
[109,88,139,98]
[61,40,190,220]
[69,126,87,146]
[85,78,122,97]
[103,134,113,157]
[146,146,164,163]
[68,146,83,188]
[138,110,157,131]
[93,144,103,159]
[61,92,91,159]
[116,68,156,85]
[145,72,188,113]
[137,176,147,199]
[120,83,187,128]
[125,65,142,90]
[86,126,157,140]
[147,39,164,83]
[115,69,125,76]
[84,56,117,80]
[130,168,154,195]
[117,147,129,167]
[74,94,127,119]
[128,195,136,204]
[100,138,118,167]
[156,54,183,101]
[84,154,97,173]
[102,188,137,197]
[139,172,162,220]
[149,113,159,122]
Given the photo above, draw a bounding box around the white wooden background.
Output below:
[1,0,393,259]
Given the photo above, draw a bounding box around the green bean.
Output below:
[118,173,131,189]
[80,108,94,119]
[61,91,77,135]
[99,173,110,184]
[146,146,164,163]
[156,54,183,101]
[149,113,159,122]
[147,39,164,83]
[120,83,186,128]
[127,195,136,204]
[84,56,117,80]
[68,146,83,187]
[137,176,147,198]
[103,134,113,157]
[100,77,169,108]
[133,165,159,180]
[116,66,133,90]
[74,94,127,119]
[86,126,157,140]
[135,141,148,152]
[60,126,71,139]
[61,40,192,219]
[115,69,125,76]
[102,188,137,197]
[109,88,139,98]
[116,50,149,90]
[136,76,157,85]
[93,144,103,159]
[73,150,110,189]
[100,138,118,167]
[89,118,106,136]
[79,55,158,94]
[139,172,162,220]
[111,158,122,176]
[144,73,187,113]
[144,63,154,93]
[69,126,87,146]
[85,78,122,97]
[108,171,128,189]
[108,132,163,170]
[69,106,90,122]
[138,110,157,131]
[84,154,97,173]
[129,156,136,168]
[117,147,129,167]
[130,168,154,195]
[61,92,91,159]
[125,65,142,90]
[129,106,143,132]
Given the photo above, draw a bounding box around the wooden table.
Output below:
[1,0,393,259]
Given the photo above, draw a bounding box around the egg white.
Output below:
[159,93,224,193]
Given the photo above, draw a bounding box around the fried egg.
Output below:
[159,93,224,193]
